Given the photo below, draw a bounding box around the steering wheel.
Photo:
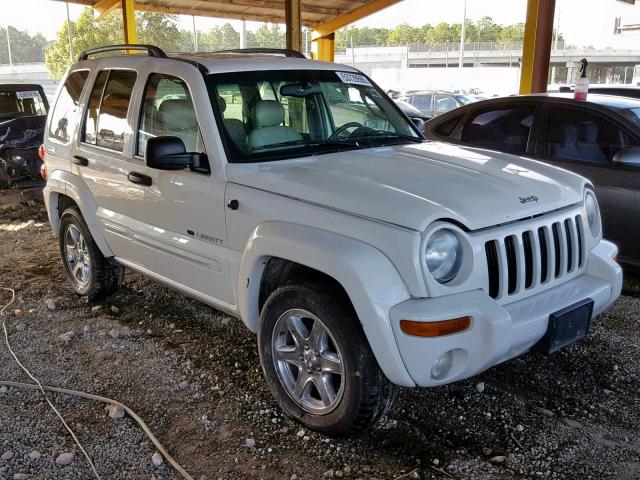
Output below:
[329,122,364,140]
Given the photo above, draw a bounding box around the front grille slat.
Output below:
[484,213,584,300]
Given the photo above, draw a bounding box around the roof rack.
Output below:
[78,44,167,61]
[212,48,306,59]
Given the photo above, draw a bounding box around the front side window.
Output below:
[48,71,88,142]
[83,70,137,152]
[461,105,535,155]
[546,106,637,164]
[138,73,205,156]
[208,70,421,163]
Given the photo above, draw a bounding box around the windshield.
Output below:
[619,107,640,127]
[0,88,47,120]
[207,70,421,163]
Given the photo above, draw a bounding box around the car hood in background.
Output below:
[227,141,587,232]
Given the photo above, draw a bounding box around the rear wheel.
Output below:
[258,281,394,436]
[59,207,123,301]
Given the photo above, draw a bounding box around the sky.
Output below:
[1,0,639,49]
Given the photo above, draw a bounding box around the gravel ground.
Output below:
[0,200,639,480]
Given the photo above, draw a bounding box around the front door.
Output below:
[76,64,233,307]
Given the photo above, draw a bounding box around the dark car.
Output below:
[425,93,640,271]
[406,90,480,118]
[0,82,49,189]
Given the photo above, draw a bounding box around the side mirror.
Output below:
[146,136,206,171]
[411,117,426,135]
[613,146,640,166]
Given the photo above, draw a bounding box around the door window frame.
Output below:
[79,67,138,156]
[135,71,210,175]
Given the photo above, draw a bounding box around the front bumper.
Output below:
[389,240,622,387]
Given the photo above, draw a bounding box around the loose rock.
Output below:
[489,455,506,465]
[46,299,56,310]
[245,438,256,448]
[55,452,74,466]
[151,452,164,467]
[1,451,14,461]
[28,450,41,460]
[476,381,485,393]
[107,403,125,419]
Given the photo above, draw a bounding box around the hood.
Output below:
[227,142,587,232]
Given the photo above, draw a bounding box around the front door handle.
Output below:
[72,155,88,166]
[127,171,152,186]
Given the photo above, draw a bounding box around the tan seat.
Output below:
[247,100,302,149]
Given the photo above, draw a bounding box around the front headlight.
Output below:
[585,190,601,237]
[425,229,463,283]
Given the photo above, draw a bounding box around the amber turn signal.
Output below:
[400,317,471,337]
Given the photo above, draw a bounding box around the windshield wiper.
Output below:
[348,131,424,143]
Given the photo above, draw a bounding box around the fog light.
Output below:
[431,350,454,380]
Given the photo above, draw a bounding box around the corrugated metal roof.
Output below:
[54,0,374,27]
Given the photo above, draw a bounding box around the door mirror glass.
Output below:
[613,146,640,166]
[145,136,206,171]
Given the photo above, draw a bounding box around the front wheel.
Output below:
[258,281,394,436]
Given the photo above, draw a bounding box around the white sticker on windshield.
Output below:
[336,71,372,87]
[15,90,40,100]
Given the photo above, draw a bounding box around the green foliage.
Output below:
[0,26,49,65]
[252,23,285,48]
[335,17,535,50]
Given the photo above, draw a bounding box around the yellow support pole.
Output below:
[312,33,335,62]
[285,0,302,52]
[520,0,555,94]
[121,0,137,44]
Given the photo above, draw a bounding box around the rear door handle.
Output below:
[72,155,88,166]
[127,171,152,186]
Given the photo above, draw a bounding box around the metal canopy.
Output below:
[52,0,392,28]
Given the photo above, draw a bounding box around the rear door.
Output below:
[540,103,640,264]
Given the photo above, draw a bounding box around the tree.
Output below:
[253,23,285,48]
[200,23,240,51]
[45,7,186,80]
[0,27,49,64]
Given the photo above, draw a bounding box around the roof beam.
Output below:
[312,0,401,39]
[94,0,120,20]
[225,0,342,17]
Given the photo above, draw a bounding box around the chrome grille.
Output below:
[485,214,585,300]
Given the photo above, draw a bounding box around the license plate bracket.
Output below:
[535,298,594,355]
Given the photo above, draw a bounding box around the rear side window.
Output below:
[545,106,638,164]
[461,105,535,155]
[49,70,89,143]
[83,70,137,152]
[411,94,432,111]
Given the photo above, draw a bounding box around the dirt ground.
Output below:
[0,199,639,480]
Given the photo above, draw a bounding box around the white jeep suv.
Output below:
[42,45,622,435]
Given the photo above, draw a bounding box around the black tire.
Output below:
[258,281,394,436]
[59,207,124,301]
